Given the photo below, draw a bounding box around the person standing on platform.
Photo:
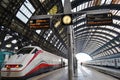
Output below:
[80,62,83,66]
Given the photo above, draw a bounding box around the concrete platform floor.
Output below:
[27,65,119,80]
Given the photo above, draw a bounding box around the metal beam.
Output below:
[71,0,92,9]
[91,35,120,56]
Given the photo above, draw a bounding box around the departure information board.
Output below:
[86,13,113,26]
[30,18,50,29]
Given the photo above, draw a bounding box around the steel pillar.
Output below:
[64,0,74,80]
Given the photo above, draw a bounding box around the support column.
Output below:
[67,26,74,80]
[64,0,74,80]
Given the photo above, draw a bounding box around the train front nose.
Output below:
[1,64,24,78]
[1,54,26,77]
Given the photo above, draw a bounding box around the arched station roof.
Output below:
[71,0,120,59]
[0,0,120,59]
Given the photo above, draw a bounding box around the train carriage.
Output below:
[1,46,67,80]
[115,58,120,68]
[85,57,120,68]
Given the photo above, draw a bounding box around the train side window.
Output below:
[17,48,34,54]
[32,49,38,54]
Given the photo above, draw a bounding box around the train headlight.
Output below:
[16,65,19,68]
[6,65,10,69]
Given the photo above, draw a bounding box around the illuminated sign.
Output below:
[30,18,50,29]
[86,13,113,26]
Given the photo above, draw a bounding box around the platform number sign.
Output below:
[86,13,113,26]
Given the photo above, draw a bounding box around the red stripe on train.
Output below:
[25,63,56,76]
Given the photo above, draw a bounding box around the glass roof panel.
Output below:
[59,28,64,34]
[116,47,120,52]
[54,39,59,47]
[24,0,35,13]
[72,7,76,12]
[111,43,115,46]
[36,30,41,34]
[100,0,106,5]
[39,0,45,3]
[11,40,17,44]
[90,0,94,7]
[73,25,77,29]
[109,50,114,54]
[99,30,109,34]
[80,4,84,10]
[93,37,108,42]
[16,0,35,23]
[105,0,112,4]
[76,2,89,11]
[92,36,107,41]
[6,44,11,48]
[115,40,119,44]
[113,19,120,25]
[96,29,103,32]
[101,30,117,37]
[70,0,74,2]
[114,28,120,33]
[116,11,120,16]
[75,27,87,32]
[109,32,118,37]
[15,47,18,50]
[87,1,91,7]
[20,5,32,18]
[61,0,64,7]
[110,10,118,15]
[4,35,12,41]
[112,0,120,4]
[77,14,86,20]
[84,2,88,9]
[46,30,52,40]
[113,49,118,53]
[77,22,84,27]
[94,33,113,40]
[77,4,81,11]
[16,11,28,23]
[105,26,114,30]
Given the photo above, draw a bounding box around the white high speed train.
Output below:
[1,46,67,80]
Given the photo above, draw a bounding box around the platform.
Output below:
[27,65,118,80]
[86,65,120,79]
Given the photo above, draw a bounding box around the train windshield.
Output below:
[16,47,34,54]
